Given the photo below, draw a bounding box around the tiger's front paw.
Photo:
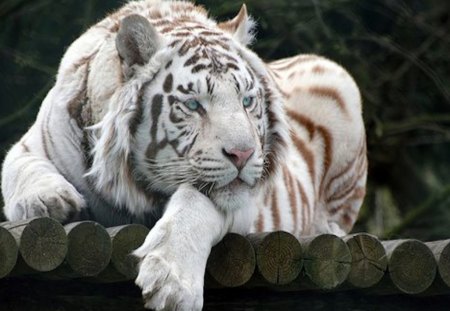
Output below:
[6,174,86,222]
[136,252,203,311]
[133,183,225,310]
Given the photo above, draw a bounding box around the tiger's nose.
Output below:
[222,147,255,169]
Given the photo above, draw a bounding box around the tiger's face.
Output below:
[89,13,287,213]
[134,45,268,210]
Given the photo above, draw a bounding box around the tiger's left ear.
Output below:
[116,14,161,78]
[218,4,256,46]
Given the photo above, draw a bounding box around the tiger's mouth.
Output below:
[214,176,254,192]
[194,176,250,196]
[223,177,245,190]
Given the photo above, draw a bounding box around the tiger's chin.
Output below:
[207,179,254,211]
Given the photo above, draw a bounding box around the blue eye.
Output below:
[243,96,254,108]
[184,99,200,111]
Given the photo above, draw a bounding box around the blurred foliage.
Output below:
[0,0,449,240]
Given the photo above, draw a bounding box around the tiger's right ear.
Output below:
[116,14,161,75]
[218,4,255,46]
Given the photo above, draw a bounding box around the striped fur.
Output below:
[262,55,367,236]
[1,1,366,309]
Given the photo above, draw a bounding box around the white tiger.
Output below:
[1,1,366,310]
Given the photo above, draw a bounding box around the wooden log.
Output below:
[426,240,450,288]
[107,224,149,278]
[299,234,351,289]
[383,239,436,294]
[206,233,255,287]
[94,224,149,282]
[343,233,387,288]
[247,231,303,285]
[63,221,112,277]
[1,217,67,272]
[0,226,18,278]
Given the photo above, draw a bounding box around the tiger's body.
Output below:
[254,55,366,236]
[1,0,366,309]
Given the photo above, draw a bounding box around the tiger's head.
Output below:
[88,2,288,212]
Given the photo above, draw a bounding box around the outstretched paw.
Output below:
[136,252,203,311]
[133,183,226,310]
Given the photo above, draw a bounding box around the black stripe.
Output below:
[177,82,194,94]
[130,81,150,136]
[184,54,201,67]
[163,74,173,93]
[192,64,209,73]
[150,94,164,142]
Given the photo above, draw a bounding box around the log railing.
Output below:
[1,217,450,296]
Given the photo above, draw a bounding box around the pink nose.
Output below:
[223,147,255,169]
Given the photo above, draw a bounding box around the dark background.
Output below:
[0,0,449,240]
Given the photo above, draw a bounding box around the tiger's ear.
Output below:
[116,14,161,74]
[218,4,256,46]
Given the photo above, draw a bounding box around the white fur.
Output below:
[1,2,366,310]
[134,184,230,310]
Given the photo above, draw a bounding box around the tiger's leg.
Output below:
[134,184,230,311]
[2,91,86,222]
[269,55,367,236]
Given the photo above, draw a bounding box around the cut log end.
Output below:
[207,233,255,287]
[301,234,351,289]
[249,231,303,285]
[19,217,67,272]
[426,240,450,287]
[345,233,387,288]
[384,240,436,294]
[108,224,149,279]
[65,221,112,277]
[0,227,18,278]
